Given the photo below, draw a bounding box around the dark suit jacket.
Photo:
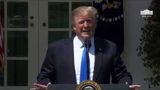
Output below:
[37,37,132,85]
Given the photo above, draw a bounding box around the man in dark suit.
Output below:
[32,6,140,90]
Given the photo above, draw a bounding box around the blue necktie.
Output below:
[80,41,90,83]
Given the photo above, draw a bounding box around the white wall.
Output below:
[122,0,159,90]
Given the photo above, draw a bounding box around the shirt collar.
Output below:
[73,36,94,49]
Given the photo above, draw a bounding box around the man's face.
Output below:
[73,12,97,41]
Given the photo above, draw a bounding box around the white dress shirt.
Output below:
[73,36,95,84]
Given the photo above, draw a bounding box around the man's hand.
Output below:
[129,85,141,90]
[30,83,51,90]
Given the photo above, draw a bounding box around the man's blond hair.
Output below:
[71,6,98,26]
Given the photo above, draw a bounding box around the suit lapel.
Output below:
[65,39,77,84]
[93,39,103,81]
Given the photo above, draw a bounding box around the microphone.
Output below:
[83,39,91,80]
[84,39,91,50]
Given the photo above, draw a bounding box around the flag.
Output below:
[0,7,4,72]
[93,0,124,53]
